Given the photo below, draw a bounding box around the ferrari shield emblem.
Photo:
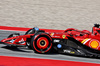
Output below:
[62,35,66,39]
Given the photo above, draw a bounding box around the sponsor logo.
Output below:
[9,39,15,43]
[54,39,60,42]
[62,35,66,39]
[89,40,100,49]
[19,38,25,44]
[57,44,62,48]
[50,33,54,36]
[63,50,75,54]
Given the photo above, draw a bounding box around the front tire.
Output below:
[31,35,52,53]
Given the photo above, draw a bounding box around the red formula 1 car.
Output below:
[0,24,100,57]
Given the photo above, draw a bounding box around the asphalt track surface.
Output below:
[0,30,100,64]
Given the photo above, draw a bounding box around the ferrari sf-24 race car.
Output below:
[0,24,100,57]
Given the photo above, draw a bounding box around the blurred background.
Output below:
[0,0,100,31]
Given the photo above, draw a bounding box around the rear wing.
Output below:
[92,24,100,35]
[94,24,100,28]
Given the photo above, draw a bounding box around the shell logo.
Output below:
[81,38,100,49]
[90,40,99,49]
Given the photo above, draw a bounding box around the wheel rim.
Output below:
[33,37,52,53]
[37,37,49,49]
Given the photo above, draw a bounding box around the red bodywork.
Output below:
[1,26,100,51]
